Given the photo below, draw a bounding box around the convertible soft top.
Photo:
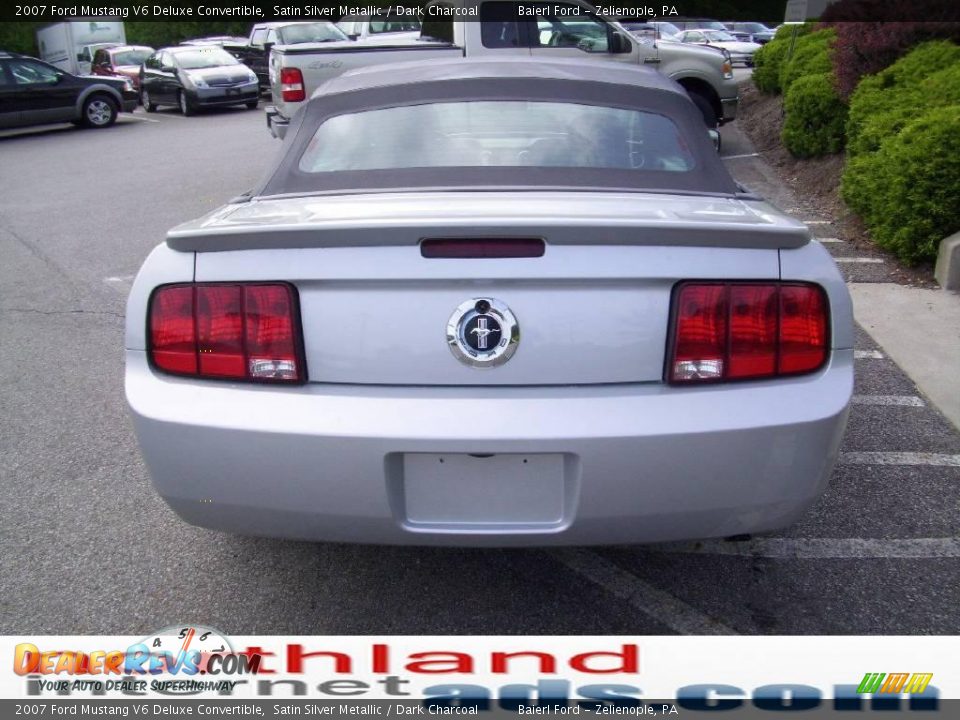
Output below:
[252,57,740,198]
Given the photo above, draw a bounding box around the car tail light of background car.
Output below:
[280,68,305,102]
[149,283,304,383]
[668,281,829,384]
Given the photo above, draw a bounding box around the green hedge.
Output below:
[782,73,848,157]
[778,29,837,94]
[846,41,960,156]
[752,23,816,94]
[841,106,960,264]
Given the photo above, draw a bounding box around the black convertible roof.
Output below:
[254,57,739,198]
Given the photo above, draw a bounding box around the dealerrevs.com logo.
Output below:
[857,673,934,695]
[14,625,261,694]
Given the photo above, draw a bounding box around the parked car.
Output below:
[0,50,137,130]
[266,0,738,139]
[180,36,248,47]
[676,29,761,66]
[139,46,259,115]
[126,56,853,546]
[724,22,776,44]
[225,22,349,93]
[337,12,422,42]
[670,18,729,31]
[91,45,154,92]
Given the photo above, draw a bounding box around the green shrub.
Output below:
[841,106,960,264]
[752,23,816,94]
[782,73,848,157]
[779,29,837,94]
[846,41,960,156]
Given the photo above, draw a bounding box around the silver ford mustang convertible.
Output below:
[126,57,853,546]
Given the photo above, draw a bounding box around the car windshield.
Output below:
[655,22,681,35]
[173,48,238,69]
[299,101,696,174]
[278,23,349,44]
[112,49,151,66]
[704,30,737,42]
[740,22,769,33]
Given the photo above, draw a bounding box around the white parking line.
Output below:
[852,395,925,407]
[834,257,885,264]
[550,548,738,635]
[817,238,843,243]
[652,537,960,559]
[854,350,884,359]
[840,452,960,466]
[804,220,832,225]
[721,152,760,160]
[121,116,160,123]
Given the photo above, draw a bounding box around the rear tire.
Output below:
[81,94,118,128]
[178,91,196,117]
[142,89,157,112]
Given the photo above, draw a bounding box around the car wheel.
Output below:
[178,91,196,117]
[142,89,157,112]
[688,92,719,130]
[81,94,118,129]
[246,100,259,110]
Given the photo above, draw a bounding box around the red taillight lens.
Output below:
[149,283,303,383]
[668,282,828,384]
[280,67,305,102]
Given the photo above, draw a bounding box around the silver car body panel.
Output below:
[126,58,851,545]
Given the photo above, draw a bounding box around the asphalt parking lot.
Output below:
[2,97,959,636]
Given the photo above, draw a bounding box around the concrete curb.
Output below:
[935,231,960,291]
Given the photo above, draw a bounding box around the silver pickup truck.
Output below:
[265,0,738,139]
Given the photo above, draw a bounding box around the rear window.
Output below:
[278,23,348,44]
[297,101,696,174]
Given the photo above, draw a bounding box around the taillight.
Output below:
[280,67,305,102]
[668,282,828,384]
[149,283,304,383]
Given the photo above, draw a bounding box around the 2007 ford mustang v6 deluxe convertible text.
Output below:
[126,58,852,546]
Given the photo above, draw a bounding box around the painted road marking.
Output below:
[804,220,832,225]
[817,237,843,243]
[841,452,960,466]
[653,537,960,559]
[854,350,884,359]
[550,548,738,635]
[852,395,925,407]
[121,116,160,123]
[834,257,885,264]
[721,152,761,160]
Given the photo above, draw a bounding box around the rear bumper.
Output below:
[265,105,288,139]
[126,350,852,546]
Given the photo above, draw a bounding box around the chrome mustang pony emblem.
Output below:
[446,298,520,368]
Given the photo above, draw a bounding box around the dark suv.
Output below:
[0,51,138,131]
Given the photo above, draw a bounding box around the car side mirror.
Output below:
[608,30,632,54]
[263,41,274,56]
[708,129,721,152]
